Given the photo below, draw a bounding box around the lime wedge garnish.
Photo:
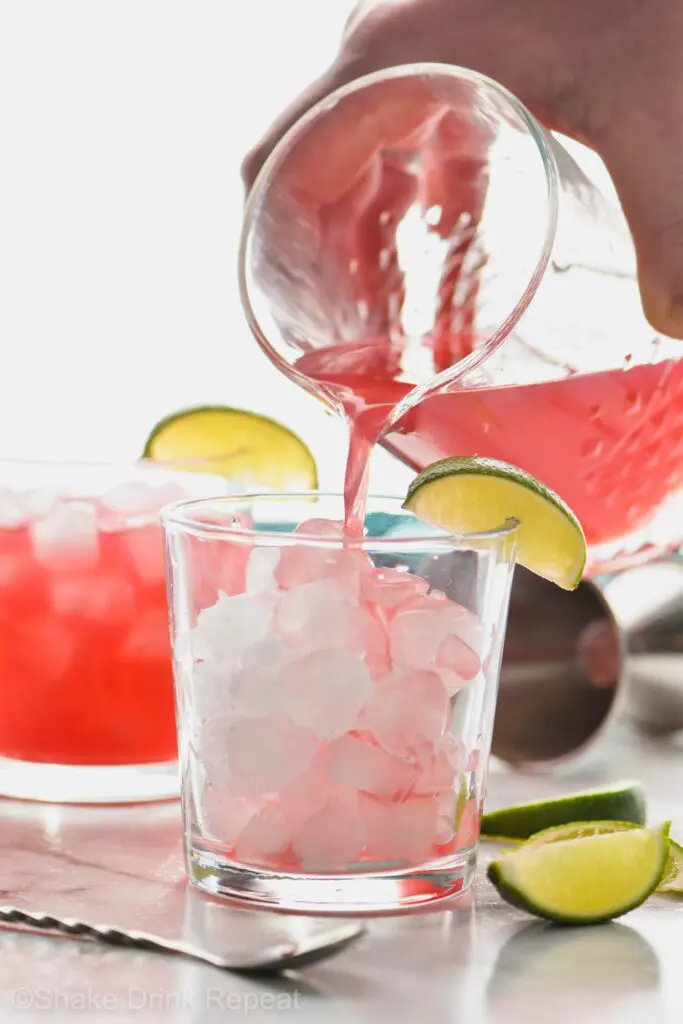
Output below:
[403,456,586,589]
[487,822,670,923]
[658,837,683,894]
[143,406,317,488]
[480,781,646,839]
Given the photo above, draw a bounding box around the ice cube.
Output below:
[122,523,167,585]
[277,577,353,652]
[192,661,232,719]
[0,488,28,529]
[245,547,280,593]
[198,714,233,776]
[277,748,331,833]
[30,501,99,569]
[412,747,456,795]
[51,573,135,626]
[280,649,371,739]
[191,591,273,664]
[361,567,428,610]
[227,714,317,796]
[365,670,450,755]
[437,667,471,697]
[153,481,189,509]
[203,782,264,845]
[389,608,451,670]
[436,634,481,680]
[230,636,287,717]
[23,488,60,518]
[327,734,419,798]
[275,535,365,595]
[292,795,365,871]
[0,550,34,590]
[13,618,77,684]
[439,602,484,654]
[347,605,391,678]
[358,793,439,863]
[122,607,171,660]
[236,801,292,861]
[102,481,158,516]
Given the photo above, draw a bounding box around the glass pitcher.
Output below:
[239,64,683,577]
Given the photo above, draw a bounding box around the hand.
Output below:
[243,0,683,339]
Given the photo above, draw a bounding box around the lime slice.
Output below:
[658,837,683,894]
[403,456,586,590]
[487,822,670,923]
[143,406,318,488]
[519,820,683,894]
[481,781,646,840]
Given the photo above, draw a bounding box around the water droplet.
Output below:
[624,352,633,365]
[589,405,601,422]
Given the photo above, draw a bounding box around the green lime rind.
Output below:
[658,837,683,894]
[487,822,670,924]
[480,782,647,840]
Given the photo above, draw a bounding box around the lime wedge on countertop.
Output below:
[487,822,670,923]
[480,782,647,840]
[658,837,683,894]
[403,456,586,589]
[143,406,318,488]
[518,819,683,895]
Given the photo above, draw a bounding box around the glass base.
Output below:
[188,843,476,914]
[0,756,180,804]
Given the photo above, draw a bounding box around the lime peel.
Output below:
[480,781,646,840]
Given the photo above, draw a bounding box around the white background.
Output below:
[0,0,612,490]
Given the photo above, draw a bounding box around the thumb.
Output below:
[598,106,683,340]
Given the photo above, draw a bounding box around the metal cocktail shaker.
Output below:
[492,557,683,770]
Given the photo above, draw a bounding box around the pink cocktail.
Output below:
[0,460,228,802]
[164,493,517,912]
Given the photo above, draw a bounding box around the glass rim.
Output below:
[0,454,236,475]
[238,61,559,403]
[161,490,520,548]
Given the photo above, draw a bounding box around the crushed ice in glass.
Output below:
[189,516,487,871]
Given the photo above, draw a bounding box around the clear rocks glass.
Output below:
[163,492,518,913]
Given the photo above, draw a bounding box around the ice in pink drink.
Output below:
[190,518,484,873]
[0,479,188,765]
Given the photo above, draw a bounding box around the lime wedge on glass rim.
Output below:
[403,456,586,590]
[480,781,647,840]
[487,822,670,924]
[143,405,318,488]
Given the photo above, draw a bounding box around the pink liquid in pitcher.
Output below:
[297,344,683,563]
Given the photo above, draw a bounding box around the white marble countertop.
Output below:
[0,730,681,1024]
